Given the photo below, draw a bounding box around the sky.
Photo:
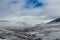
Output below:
[0,0,45,17]
[0,0,60,18]
[0,0,60,29]
[0,0,49,24]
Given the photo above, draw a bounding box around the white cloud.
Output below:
[0,15,53,30]
[0,0,45,17]
[43,0,60,18]
[2,15,53,25]
[0,0,60,18]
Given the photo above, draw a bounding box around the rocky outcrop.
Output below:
[48,18,60,24]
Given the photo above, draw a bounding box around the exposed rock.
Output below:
[48,18,60,24]
[35,38,42,40]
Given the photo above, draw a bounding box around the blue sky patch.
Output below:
[27,0,38,4]
[24,0,44,8]
[35,2,44,8]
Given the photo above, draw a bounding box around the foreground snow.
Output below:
[0,27,60,40]
[0,20,60,40]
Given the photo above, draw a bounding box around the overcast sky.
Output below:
[0,0,60,20]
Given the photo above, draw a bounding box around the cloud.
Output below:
[43,0,60,18]
[0,15,53,30]
[0,0,25,17]
[0,0,45,17]
[0,0,60,18]
[2,15,53,25]
[0,20,32,30]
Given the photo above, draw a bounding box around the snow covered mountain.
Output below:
[22,18,60,40]
[0,18,60,40]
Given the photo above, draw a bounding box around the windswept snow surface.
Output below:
[43,32,60,40]
[23,22,60,40]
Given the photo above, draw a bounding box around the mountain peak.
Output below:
[48,18,60,24]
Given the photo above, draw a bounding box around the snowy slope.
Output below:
[23,18,60,40]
